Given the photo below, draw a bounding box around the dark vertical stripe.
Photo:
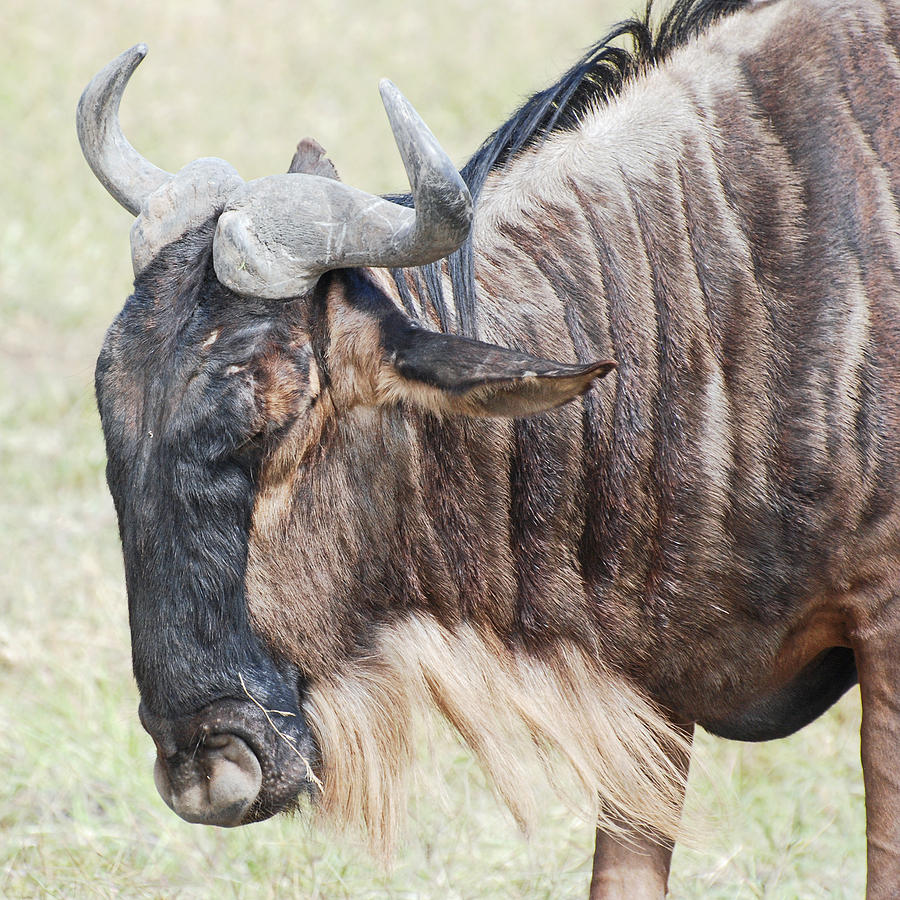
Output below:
[389,267,418,319]
[422,261,450,333]
[565,179,665,670]
[620,170,687,627]
[417,413,519,634]
[450,241,479,338]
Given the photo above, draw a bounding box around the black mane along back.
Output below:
[389,0,754,336]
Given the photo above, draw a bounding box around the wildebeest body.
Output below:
[79,0,900,895]
[303,0,900,724]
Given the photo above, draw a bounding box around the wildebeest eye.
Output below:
[183,366,264,462]
[215,347,317,460]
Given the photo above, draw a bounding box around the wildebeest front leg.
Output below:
[589,724,693,899]
[590,829,676,899]
[853,609,900,900]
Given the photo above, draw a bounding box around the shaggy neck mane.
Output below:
[389,0,753,337]
[304,615,692,854]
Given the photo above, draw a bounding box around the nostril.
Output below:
[153,733,263,827]
[140,692,314,827]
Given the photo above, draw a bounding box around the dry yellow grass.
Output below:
[1,0,865,896]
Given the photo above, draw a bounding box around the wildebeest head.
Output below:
[79,46,614,831]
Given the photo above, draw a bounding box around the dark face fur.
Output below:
[96,220,320,824]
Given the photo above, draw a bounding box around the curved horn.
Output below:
[213,82,473,299]
[77,44,173,216]
[378,79,473,260]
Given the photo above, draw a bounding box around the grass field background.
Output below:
[1,0,866,896]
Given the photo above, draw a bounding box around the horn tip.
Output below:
[378,78,399,102]
[116,44,149,69]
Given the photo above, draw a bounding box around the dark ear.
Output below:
[378,319,614,417]
[287,138,341,180]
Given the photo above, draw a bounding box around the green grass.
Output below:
[1,0,866,896]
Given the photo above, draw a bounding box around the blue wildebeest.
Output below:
[78,0,900,895]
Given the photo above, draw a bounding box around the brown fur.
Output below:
[244,0,900,865]
[87,0,900,892]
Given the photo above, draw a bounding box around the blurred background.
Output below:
[1,0,865,896]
